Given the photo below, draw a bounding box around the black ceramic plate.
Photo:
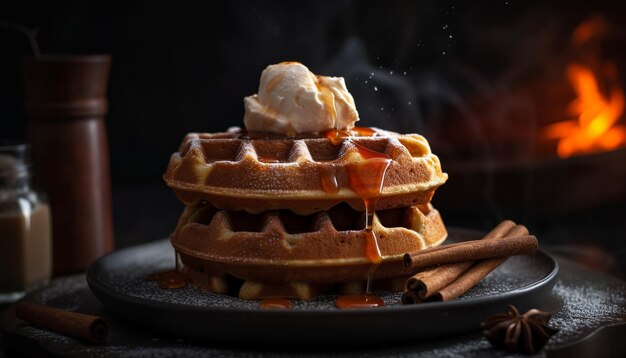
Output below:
[87,229,558,348]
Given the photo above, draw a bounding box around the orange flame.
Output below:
[542,63,626,158]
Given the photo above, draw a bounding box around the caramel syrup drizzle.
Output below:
[325,127,390,308]
[335,294,385,309]
[146,269,189,289]
[259,298,294,309]
[325,127,376,145]
[319,166,340,194]
[258,156,282,163]
[146,250,190,289]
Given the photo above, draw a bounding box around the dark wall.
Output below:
[2,0,350,185]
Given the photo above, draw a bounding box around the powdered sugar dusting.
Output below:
[545,261,626,346]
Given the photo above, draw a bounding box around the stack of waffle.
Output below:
[164,127,448,299]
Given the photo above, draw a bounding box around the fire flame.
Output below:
[542,63,626,158]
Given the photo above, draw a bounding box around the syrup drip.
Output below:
[326,127,391,305]
[352,126,377,136]
[146,270,189,289]
[319,166,340,194]
[363,199,383,295]
[326,128,349,145]
[347,143,391,197]
[325,127,378,144]
[347,146,391,294]
[258,156,281,163]
[148,251,188,289]
[259,298,294,309]
[336,294,385,309]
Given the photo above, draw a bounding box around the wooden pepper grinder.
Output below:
[22,55,114,275]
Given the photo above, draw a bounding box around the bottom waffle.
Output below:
[182,270,409,300]
[171,203,447,298]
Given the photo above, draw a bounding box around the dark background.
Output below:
[2,1,625,276]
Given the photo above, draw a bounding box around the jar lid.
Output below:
[0,142,29,178]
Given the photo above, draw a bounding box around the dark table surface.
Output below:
[1,251,625,358]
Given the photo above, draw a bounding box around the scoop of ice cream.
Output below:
[244,62,359,134]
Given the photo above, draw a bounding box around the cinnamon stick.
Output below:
[400,290,424,304]
[402,220,515,269]
[403,222,530,303]
[428,226,531,302]
[15,301,108,344]
[406,261,474,299]
[403,235,537,270]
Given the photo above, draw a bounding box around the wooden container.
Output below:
[22,55,114,275]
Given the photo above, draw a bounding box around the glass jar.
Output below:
[0,143,52,303]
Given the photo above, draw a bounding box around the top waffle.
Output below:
[164,127,448,214]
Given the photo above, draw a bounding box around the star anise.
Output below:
[481,305,559,354]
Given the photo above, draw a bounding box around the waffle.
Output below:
[164,128,448,214]
[172,202,447,298]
